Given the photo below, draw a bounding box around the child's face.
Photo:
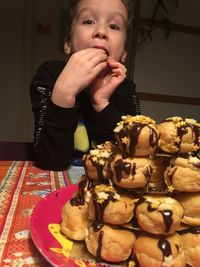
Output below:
[65,0,128,62]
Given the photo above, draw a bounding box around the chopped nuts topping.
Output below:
[185,118,197,125]
[114,115,156,133]
[84,141,115,164]
[149,202,159,209]
[94,184,120,202]
[166,116,183,122]
[95,184,115,193]
[165,116,200,130]
[188,154,200,165]
[163,255,174,267]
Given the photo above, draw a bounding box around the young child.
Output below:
[30,0,141,170]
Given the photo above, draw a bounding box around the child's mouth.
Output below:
[92,46,109,56]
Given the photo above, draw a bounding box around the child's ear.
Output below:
[120,50,127,63]
[64,40,71,55]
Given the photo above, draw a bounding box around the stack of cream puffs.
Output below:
[169,154,200,267]
[60,115,200,266]
[159,117,200,267]
[112,115,166,192]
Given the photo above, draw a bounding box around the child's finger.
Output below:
[112,66,127,76]
[108,59,126,72]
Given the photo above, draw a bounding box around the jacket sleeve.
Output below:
[30,61,79,170]
[89,79,141,144]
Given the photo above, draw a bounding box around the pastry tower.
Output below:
[61,115,200,267]
[160,117,200,267]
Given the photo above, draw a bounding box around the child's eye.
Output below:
[82,19,94,25]
[109,24,120,30]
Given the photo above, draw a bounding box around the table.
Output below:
[0,161,84,266]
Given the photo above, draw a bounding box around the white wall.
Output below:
[0,0,67,141]
[134,0,200,122]
[0,0,199,141]
[31,0,67,73]
[0,1,25,140]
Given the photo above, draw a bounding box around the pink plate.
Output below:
[30,185,102,267]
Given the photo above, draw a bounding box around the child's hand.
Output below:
[51,48,108,108]
[89,58,127,112]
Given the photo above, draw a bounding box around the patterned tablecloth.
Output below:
[0,161,84,267]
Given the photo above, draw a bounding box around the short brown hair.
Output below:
[64,0,134,49]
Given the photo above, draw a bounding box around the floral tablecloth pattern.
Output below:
[0,161,82,267]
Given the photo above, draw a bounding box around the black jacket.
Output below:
[30,60,140,170]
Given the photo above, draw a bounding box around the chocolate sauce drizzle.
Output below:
[159,210,173,233]
[163,119,200,152]
[114,159,153,191]
[96,230,104,262]
[114,159,153,184]
[179,226,200,235]
[134,198,173,233]
[92,191,117,231]
[176,126,188,149]
[83,157,105,180]
[158,237,172,259]
[166,166,177,186]
[166,151,200,186]
[70,178,94,206]
[143,165,153,184]
[117,123,159,158]
[147,202,173,233]
[114,159,131,182]
[83,152,115,181]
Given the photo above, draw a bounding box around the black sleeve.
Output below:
[30,61,79,170]
[90,78,141,144]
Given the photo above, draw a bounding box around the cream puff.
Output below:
[135,194,184,235]
[164,153,200,192]
[85,224,136,263]
[61,199,90,241]
[180,227,200,267]
[175,192,200,226]
[134,233,186,267]
[158,117,200,154]
[82,141,115,180]
[88,184,135,225]
[114,115,159,158]
[110,153,154,189]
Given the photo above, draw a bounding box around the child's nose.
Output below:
[93,25,108,40]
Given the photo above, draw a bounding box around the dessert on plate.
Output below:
[110,153,155,189]
[82,141,115,180]
[135,194,184,235]
[88,184,135,225]
[164,153,200,192]
[59,114,200,265]
[180,227,200,267]
[114,115,159,158]
[85,224,136,263]
[134,233,186,267]
[158,117,200,154]
[175,192,200,226]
